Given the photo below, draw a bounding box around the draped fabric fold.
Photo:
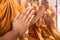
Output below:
[0,0,19,36]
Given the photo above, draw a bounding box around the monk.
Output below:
[0,0,45,40]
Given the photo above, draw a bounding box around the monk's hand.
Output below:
[12,6,35,36]
[32,5,46,24]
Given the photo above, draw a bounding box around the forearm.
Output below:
[0,30,19,40]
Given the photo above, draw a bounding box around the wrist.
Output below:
[11,30,20,37]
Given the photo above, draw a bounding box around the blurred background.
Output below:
[57,0,60,33]
[48,0,56,11]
